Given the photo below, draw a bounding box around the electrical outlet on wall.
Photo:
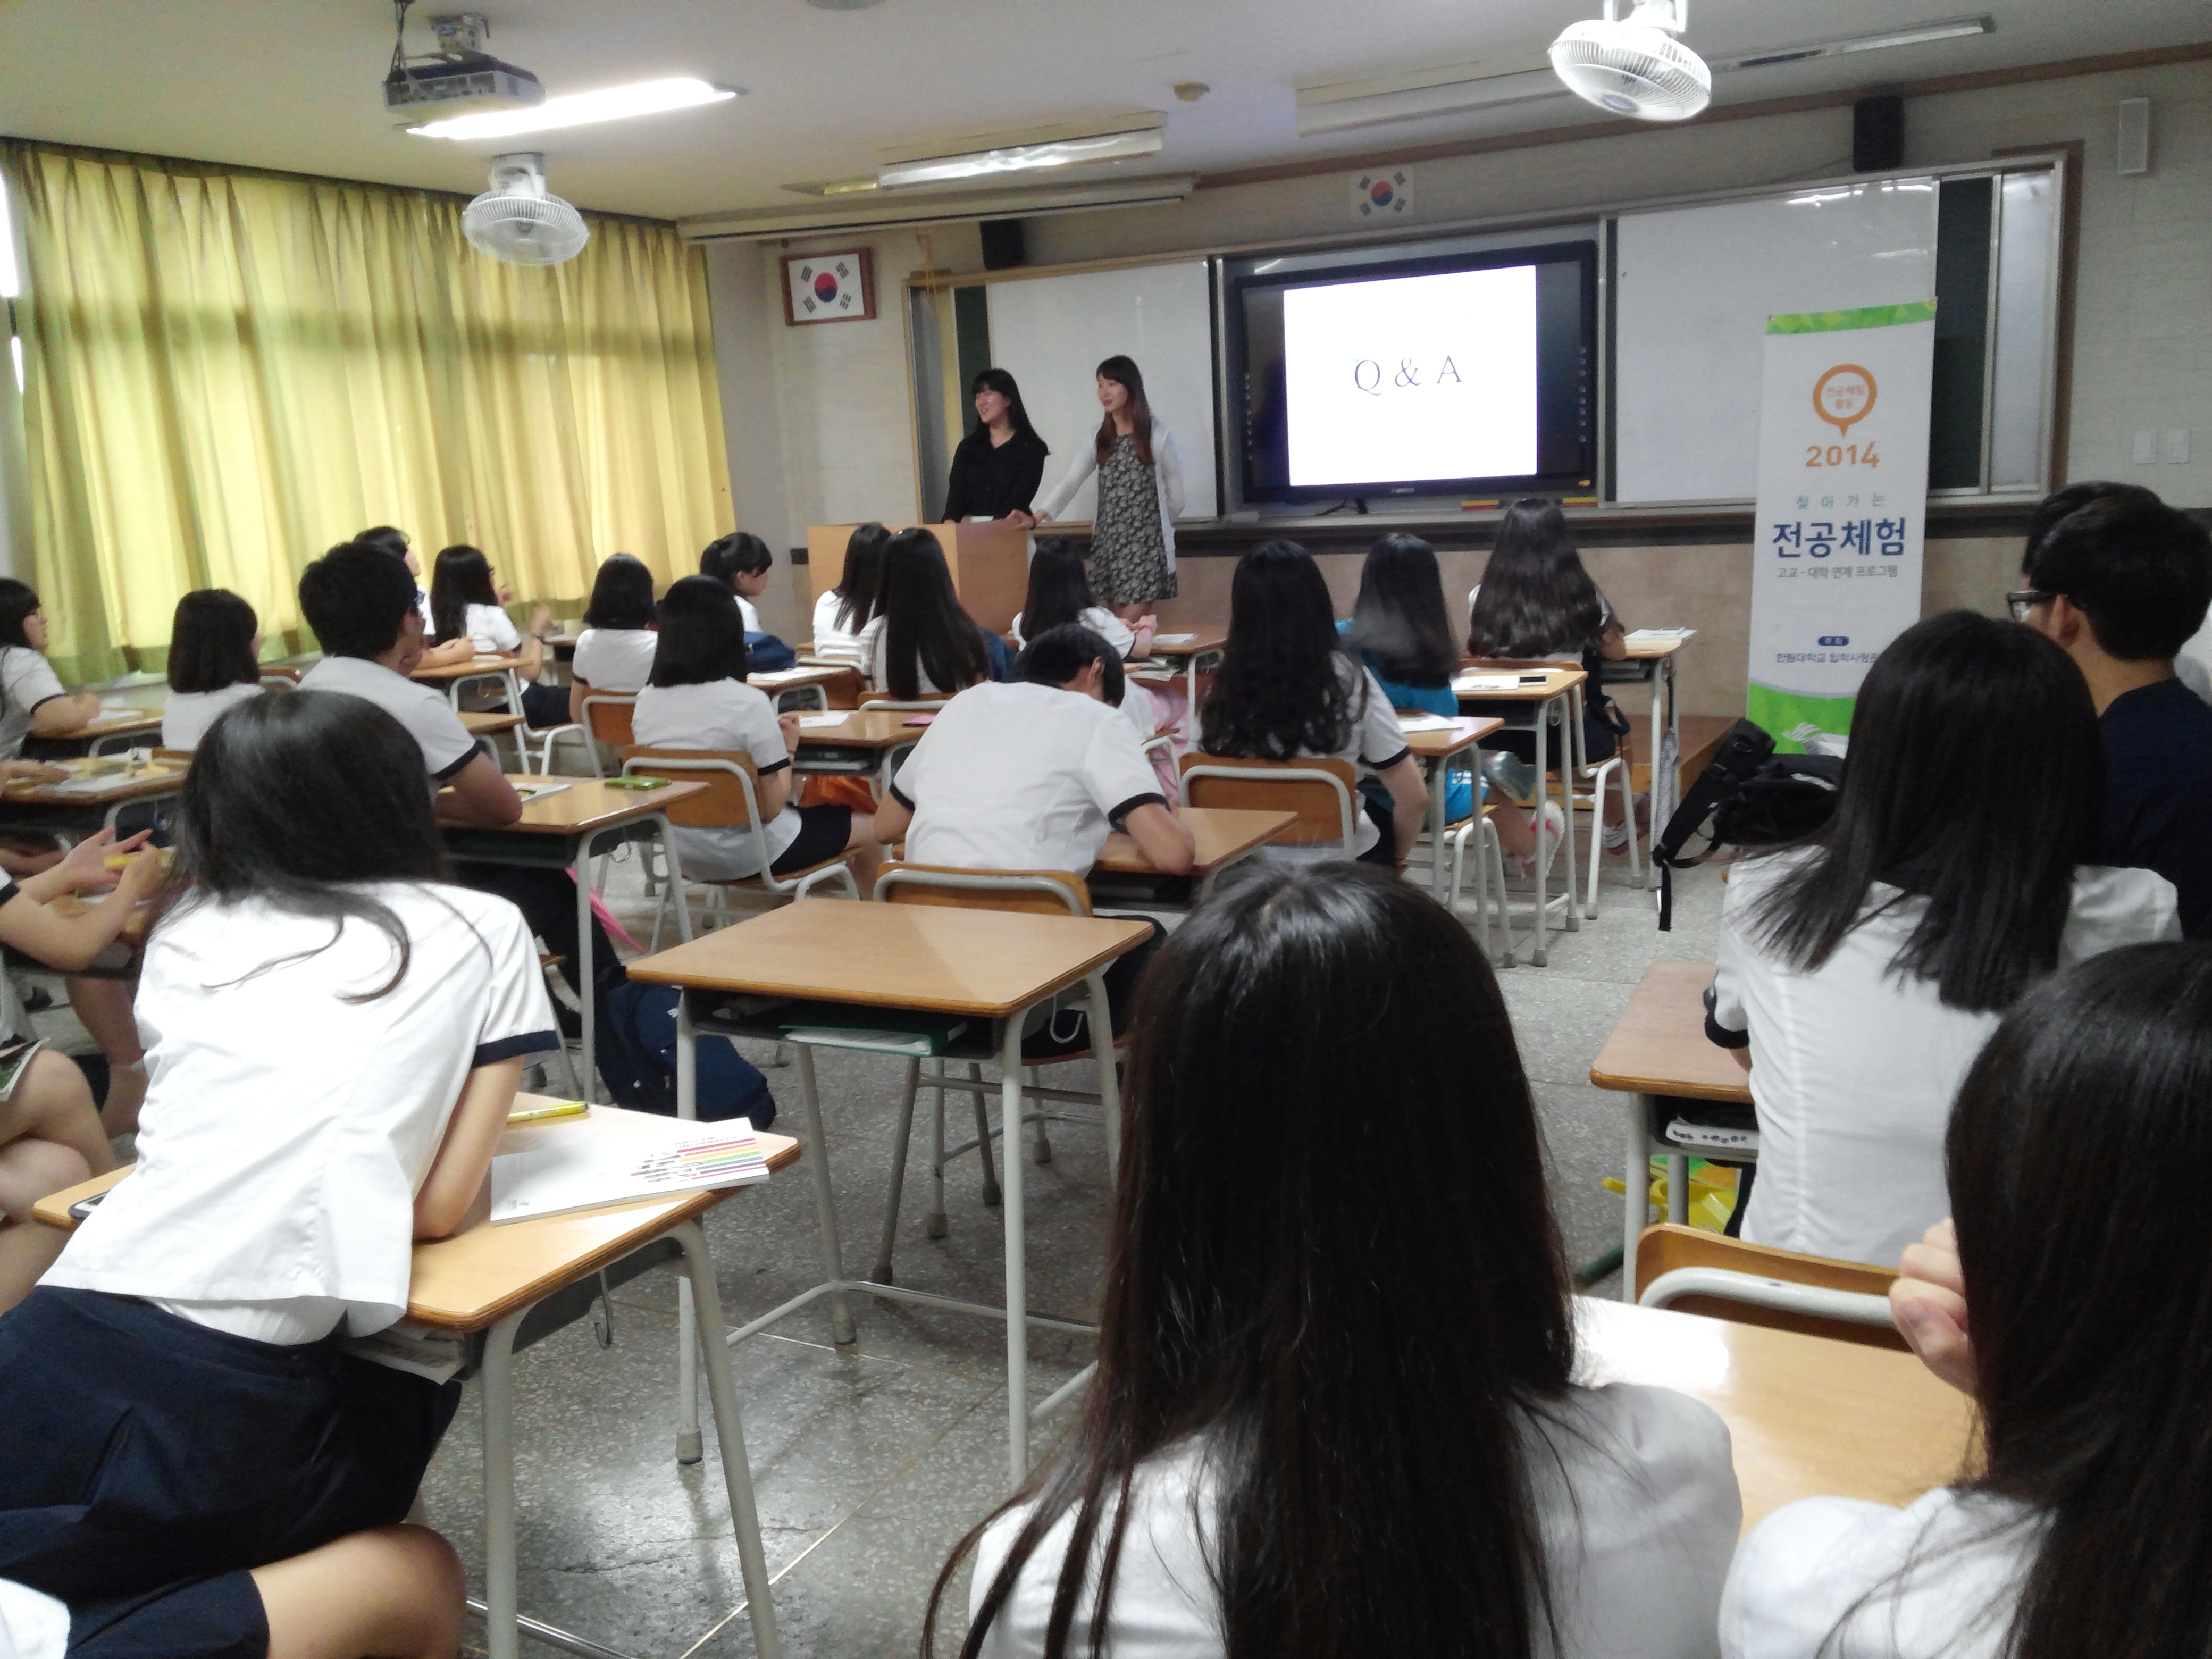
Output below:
[2133,430,2159,465]
[2167,430,2192,465]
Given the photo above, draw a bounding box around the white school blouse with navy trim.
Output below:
[161,682,263,751]
[571,626,658,694]
[631,677,802,878]
[0,646,68,759]
[1239,656,1410,863]
[297,654,483,780]
[43,883,559,1342]
[891,681,1167,875]
[460,601,523,656]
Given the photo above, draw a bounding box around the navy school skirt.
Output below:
[0,1287,460,1659]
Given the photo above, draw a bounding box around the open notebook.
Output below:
[488,1103,772,1224]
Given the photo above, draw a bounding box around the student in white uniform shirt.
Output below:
[631,576,883,895]
[428,544,564,728]
[356,524,472,669]
[1706,612,2177,1268]
[0,690,558,1659]
[298,540,619,1016]
[160,589,265,751]
[854,529,996,699]
[1010,538,1151,660]
[809,522,889,664]
[1196,542,1433,868]
[1723,942,2212,1659]
[934,861,1740,1659]
[566,554,660,724]
[0,579,99,762]
[698,531,773,636]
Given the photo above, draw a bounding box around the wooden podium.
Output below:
[806,521,1029,634]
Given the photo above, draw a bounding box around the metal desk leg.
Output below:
[793,1041,857,1345]
[1532,702,1551,965]
[668,1219,784,1659]
[479,1307,530,1659]
[1619,1088,1685,1302]
[675,994,702,1464]
[996,1012,1030,1480]
[1426,757,1449,904]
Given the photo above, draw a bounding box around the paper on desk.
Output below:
[797,714,849,728]
[43,771,167,797]
[1396,713,1457,733]
[1454,674,1529,692]
[513,782,572,802]
[1624,629,1697,646]
[1149,632,1198,646]
[489,1109,770,1224]
[749,668,816,685]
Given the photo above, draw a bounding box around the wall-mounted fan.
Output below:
[462,152,590,266]
[1549,0,1712,122]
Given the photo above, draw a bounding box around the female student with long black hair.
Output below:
[855,529,994,700]
[566,553,658,724]
[1723,941,2212,1658]
[0,689,559,1659]
[0,579,98,760]
[162,589,264,751]
[1033,356,1184,607]
[930,861,1740,1658]
[428,544,563,727]
[1342,533,1546,870]
[1199,542,1436,868]
[632,576,883,895]
[810,522,890,662]
[1707,611,2178,1268]
[1467,498,1630,769]
[945,369,1050,524]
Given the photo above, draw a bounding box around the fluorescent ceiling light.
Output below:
[407,76,738,140]
[782,177,884,197]
[682,174,1197,242]
[1712,15,1994,72]
[878,127,1161,189]
[1296,61,1566,137]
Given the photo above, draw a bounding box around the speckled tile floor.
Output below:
[32,823,1725,1659]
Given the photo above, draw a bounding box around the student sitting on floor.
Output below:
[1707,611,2178,1268]
[298,540,618,1024]
[1341,532,1546,870]
[161,589,265,751]
[1197,542,1435,870]
[1723,942,2212,1659]
[0,579,99,761]
[810,523,889,664]
[428,544,564,729]
[2014,488,2212,937]
[567,552,659,724]
[931,860,1740,1659]
[699,532,796,671]
[632,576,882,897]
[856,529,998,699]
[357,524,472,668]
[0,827,164,1310]
[0,689,556,1659]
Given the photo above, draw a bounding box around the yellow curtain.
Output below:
[2,140,733,682]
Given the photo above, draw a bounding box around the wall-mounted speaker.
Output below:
[1852,96,1905,172]
[979,219,1026,270]
[2118,98,2151,175]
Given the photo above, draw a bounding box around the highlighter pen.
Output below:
[506,1100,589,1127]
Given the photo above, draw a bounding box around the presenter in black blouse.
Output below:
[944,367,1050,525]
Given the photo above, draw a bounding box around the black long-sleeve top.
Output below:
[943,426,1049,521]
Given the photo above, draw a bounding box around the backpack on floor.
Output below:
[594,974,777,1127]
[1652,718,1844,931]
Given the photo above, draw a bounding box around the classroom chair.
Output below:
[803,664,866,710]
[619,747,862,948]
[1176,752,1361,856]
[576,693,637,780]
[1442,806,1514,965]
[1633,1223,1906,1351]
[867,862,1121,1287]
[1565,681,1642,919]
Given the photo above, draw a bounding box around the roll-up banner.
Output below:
[1747,300,1936,751]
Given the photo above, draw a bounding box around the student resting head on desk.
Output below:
[868,623,1193,1058]
[931,860,1740,1659]
[811,522,890,665]
[162,588,265,751]
[567,552,659,727]
[1706,610,2179,1270]
[1197,541,1433,870]
[0,689,560,1659]
[1724,941,2212,1659]
[856,528,999,699]
[631,575,884,897]
[297,540,618,1017]
[2014,488,2212,939]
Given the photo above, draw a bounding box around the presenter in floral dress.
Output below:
[1033,355,1186,606]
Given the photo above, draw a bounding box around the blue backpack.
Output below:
[744,631,798,673]
[593,975,777,1128]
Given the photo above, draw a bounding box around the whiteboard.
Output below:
[985,262,1218,521]
[1614,180,1939,504]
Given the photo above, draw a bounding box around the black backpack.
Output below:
[1653,718,1844,929]
[594,974,777,1127]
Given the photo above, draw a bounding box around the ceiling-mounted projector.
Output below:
[383,10,545,121]
[1549,0,1712,122]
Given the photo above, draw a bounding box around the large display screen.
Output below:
[1230,241,1595,502]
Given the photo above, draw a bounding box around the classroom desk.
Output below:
[626,899,1152,1480]
[1576,1297,1973,1532]
[787,709,926,797]
[1127,626,1226,712]
[0,758,187,836]
[414,653,529,713]
[1589,960,1754,1299]
[459,710,526,768]
[75,699,166,755]
[747,665,844,711]
[1605,631,1697,885]
[440,777,706,1103]
[36,1103,803,1659]
[1087,806,1293,909]
[1400,714,1504,908]
[1454,664,1586,965]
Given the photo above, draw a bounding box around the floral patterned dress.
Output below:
[1090,433,1176,604]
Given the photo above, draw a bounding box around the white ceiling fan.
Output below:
[1549,0,1713,122]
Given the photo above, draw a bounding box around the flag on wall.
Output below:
[1351,170,1413,222]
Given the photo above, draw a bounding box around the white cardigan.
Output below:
[1034,419,1186,571]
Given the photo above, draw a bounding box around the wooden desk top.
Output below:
[1578,1297,1973,1532]
[1621,635,1694,661]
[460,711,525,735]
[1588,960,1753,1103]
[33,1101,804,1333]
[1094,806,1293,875]
[790,709,929,750]
[1453,664,1589,700]
[0,759,187,806]
[437,775,708,837]
[1400,714,1503,757]
[80,703,166,740]
[625,897,1153,1017]
[413,653,526,684]
[748,666,845,692]
[1129,627,1228,664]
